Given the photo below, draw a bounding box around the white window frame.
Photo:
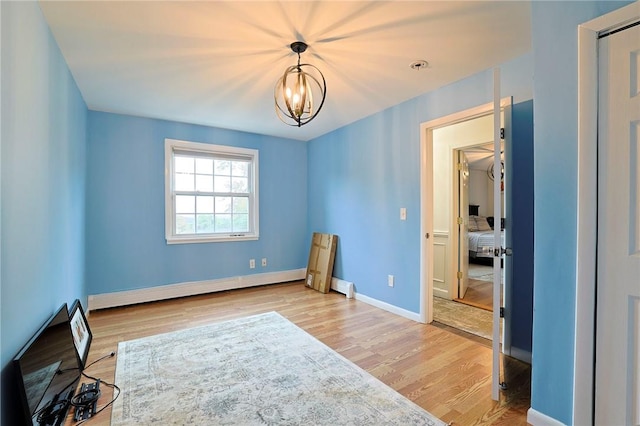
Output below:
[165,138,259,244]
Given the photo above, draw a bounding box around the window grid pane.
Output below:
[214,176,231,193]
[195,174,213,192]
[176,214,195,234]
[214,214,232,233]
[170,143,256,240]
[175,195,195,213]
[196,196,214,213]
[195,158,213,174]
[196,214,214,233]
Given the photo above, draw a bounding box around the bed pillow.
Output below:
[468,216,479,232]
[475,216,492,231]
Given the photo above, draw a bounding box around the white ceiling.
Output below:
[464,141,502,171]
[39,1,531,142]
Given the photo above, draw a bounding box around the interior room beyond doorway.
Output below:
[431,113,504,342]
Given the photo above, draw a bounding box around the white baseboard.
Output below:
[433,287,449,299]
[354,292,422,322]
[510,346,532,364]
[88,268,306,311]
[527,408,566,426]
[88,270,418,327]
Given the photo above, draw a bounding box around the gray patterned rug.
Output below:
[112,312,446,425]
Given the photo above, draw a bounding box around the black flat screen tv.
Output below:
[13,303,82,425]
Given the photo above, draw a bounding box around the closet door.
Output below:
[595,21,640,424]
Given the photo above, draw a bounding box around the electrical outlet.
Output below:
[388,275,394,287]
[249,259,255,269]
[261,258,267,267]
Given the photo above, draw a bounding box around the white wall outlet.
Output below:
[388,275,394,287]
[261,258,267,267]
[249,259,256,269]
[400,207,407,221]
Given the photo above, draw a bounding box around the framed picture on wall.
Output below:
[69,300,92,368]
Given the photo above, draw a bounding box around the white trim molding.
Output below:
[575,3,640,424]
[354,292,422,323]
[527,408,566,426]
[164,138,259,244]
[88,268,305,311]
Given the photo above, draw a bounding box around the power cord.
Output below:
[73,351,121,426]
[70,379,101,407]
[32,374,80,423]
[83,351,116,369]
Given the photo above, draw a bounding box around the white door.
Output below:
[491,69,502,401]
[596,22,640,425]
[458,150,470,299]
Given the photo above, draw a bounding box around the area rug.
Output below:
[433,296,493,340]
[468,264,494,282]
[111,312,446,425]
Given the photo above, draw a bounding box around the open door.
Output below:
[491,68,502,401]
[458,151,470,299]
[490,69,514,400]
[420,81,513,401]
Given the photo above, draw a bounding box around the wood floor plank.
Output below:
[66,281,530,425]
[458,278,494,311]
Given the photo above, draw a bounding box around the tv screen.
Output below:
[13,303,82,425]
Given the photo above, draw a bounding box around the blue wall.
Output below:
[1,2,87,423]
[307,53,533,313]
[508,99,534,355]
[530,1,632,423]
[85,112,308,294]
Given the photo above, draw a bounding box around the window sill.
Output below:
[166,234,259,244]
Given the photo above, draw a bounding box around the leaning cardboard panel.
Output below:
[305,233,338,294]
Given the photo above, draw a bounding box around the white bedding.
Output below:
[469,230,505,257]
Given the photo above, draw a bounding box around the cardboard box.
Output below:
[305,233,338,294]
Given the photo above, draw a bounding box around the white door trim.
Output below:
[575,3,640,425]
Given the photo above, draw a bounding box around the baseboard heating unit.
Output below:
[331,278,354,298]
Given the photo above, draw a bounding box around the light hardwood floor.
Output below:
[71,281,531,425]
[454,278,494,311]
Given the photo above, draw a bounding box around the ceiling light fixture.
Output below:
[487,161,505,182]
[275,41,327,127]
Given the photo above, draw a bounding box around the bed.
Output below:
[468,215,504,263]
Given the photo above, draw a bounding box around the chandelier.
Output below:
[274,41,327,127]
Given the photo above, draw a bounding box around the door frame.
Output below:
[575,3,640,424]
[419,97,511,324]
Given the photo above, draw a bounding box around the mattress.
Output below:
[469,230,505,257]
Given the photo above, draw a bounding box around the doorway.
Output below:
[420,95,513,401]
[429,115,505,341]
[455,142,504,314]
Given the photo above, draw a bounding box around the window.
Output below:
[165,139,259,243]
